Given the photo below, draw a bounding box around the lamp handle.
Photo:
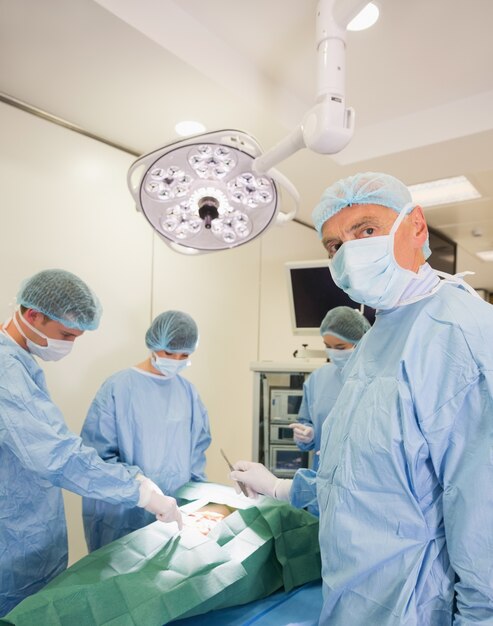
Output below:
[268,167,300,225]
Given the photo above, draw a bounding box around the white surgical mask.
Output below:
[152,353,190,378]
[13,310,74,361]
[326,348,353,369]
[329,205,419,310]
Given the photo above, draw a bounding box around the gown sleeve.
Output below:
[0,360,140,505]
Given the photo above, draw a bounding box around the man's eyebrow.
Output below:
[322,216,381,245]
[347,217,381,233]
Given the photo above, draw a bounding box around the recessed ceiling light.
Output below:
[347,2,380,31]
[408,175,481,208]
[175,120,206,137]
[476,250,493,262]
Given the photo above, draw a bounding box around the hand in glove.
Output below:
[230,460,292,501]
[136,475,164,496]
[137,475,183,529]
[144,492,183,528]
[289,423,314,444]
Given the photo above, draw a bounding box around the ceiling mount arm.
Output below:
[252,125,304,175]
[252,0,374,172]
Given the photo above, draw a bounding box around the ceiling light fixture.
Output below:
[476,250,493,262]
[408,175,481,208]
[175,120,206,137]
[347,2,380,31]
[128,0,378,254]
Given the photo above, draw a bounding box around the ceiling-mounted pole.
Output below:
[254,0,373,174]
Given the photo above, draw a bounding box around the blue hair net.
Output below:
[312,172,431,258]
[145,310,198,353]
[17,269,102,331]
[320,306,371,344]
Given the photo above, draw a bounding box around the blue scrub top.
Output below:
[317,284,493,625]
[0,334,140,617]
[81,366,211,552]
[296,363,343,470]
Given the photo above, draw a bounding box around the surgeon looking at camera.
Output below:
[308,172,493,625]
[0,269,182,617]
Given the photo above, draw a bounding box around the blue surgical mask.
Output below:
[326,348,353,369]
[13,310,74,361]
[152,353,190,378]
[329,205,418,310]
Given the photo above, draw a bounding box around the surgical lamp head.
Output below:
[128,130,299,255]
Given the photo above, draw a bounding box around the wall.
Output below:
[0,101,319,564]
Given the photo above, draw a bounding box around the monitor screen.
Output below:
[270,447,309,475]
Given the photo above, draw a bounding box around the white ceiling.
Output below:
[1,0,493,284]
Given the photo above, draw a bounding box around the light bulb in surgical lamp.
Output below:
[347,2,379,31]
[127,130,297,254]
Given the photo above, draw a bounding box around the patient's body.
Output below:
[183,503,234,535]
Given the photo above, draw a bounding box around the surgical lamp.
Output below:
[128,0,377,254]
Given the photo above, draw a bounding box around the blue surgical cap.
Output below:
[17,269,102,331]
[145,310,198,353]
[320,306,371,344]
[311,172,431,258]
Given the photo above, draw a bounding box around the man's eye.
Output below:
[362,227,375,237]
[327,242,341,259]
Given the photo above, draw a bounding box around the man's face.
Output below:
[31,312,84,344]
[320,203,427,272]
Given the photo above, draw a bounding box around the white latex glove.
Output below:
[289,423,314,444]
[144,492,183,528]
[230,461,292,501]
[136,475,164,498]
[136,476,183,529]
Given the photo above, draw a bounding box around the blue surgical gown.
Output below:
[296,363,343,470]
[291,468,318,517]
[0,334,140,617]
[317,284,493,625]
[81,367,211,552]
